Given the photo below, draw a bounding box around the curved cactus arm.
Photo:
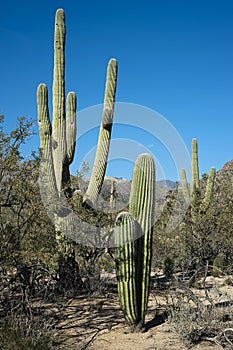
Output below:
[37,84,59,209]
[83,58,118,207]
[200,167,216,212]
[191,138,200,194]
[115,212,141,328]
[129,153,156,323]
[52,8,66,193]
[180,168,190,205]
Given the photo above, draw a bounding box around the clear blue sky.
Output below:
[1,0,233,181]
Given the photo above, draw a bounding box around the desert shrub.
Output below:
[0,324,54,350]
[162,256,174,278]
[0,307,62,350]
[167,287,233,348]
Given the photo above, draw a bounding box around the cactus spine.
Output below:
[115,154,156,330]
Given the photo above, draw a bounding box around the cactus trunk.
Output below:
[52,9,66,193]
[115,212,141,327]
[191,138,200,194]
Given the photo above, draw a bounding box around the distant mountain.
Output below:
[77,159,233,204]
[213,159,233,194]
[156,180,177,190]
[77,176,174,212]
[217,159,233,178]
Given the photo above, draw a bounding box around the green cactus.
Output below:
[37,9,155,328]
[37,9,118,286]
[115,154,156,330]
[191,138,200,193]
[83,59,118,207]
[180,168,190,205]
[180,138,216,212]
[109,179,116,210]
[37,84,56,201]
[115,212,141,327]
[200,166,216,212]
[37,8,117,210]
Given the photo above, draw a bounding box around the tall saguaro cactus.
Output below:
[115,154,156,330]
[37,8,118,285]
[37,9,117,208]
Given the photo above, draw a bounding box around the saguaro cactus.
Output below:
[180,138,216,212]
[37,8,119,281]
[115,153,156,330]
[37,9,118,211]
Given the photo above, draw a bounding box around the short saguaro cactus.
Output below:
[115,154,156,330]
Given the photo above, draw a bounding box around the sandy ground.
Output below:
[39,275,233,350]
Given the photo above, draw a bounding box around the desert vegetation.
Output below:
[0,8,232,350]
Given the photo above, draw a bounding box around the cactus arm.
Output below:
[191,138,200,194]
[200,167,216,212]
[37,83,59,203]
[65,92,77,165]
[115,212,140,327]
[129,153,156,323]
[180,168,190,204]
[37,84,52,151]
[62,91,77,185]
[83,58,118,206]
[52,9,66,193]
[109,179,116,209]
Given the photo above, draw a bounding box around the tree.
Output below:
[0,116,57,295]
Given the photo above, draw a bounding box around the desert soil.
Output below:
[41,275,233,350]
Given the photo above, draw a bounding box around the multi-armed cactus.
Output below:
[37,9,117,214]
[37,8,119,275]
[180,138,216,213]
[115,154,156,330]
